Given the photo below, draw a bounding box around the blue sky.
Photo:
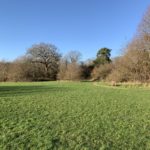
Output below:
[0,0,150,61]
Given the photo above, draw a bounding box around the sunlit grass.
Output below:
[0,82,150,149]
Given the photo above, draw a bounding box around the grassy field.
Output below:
[0,82,150,149]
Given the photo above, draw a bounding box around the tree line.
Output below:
[0,43,111,82]
[1,6,150,83]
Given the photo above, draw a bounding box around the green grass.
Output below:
[0,82,150,149]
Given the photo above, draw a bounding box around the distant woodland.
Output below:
[1,6,150,83]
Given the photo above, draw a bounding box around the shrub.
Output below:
[92,63,113,81]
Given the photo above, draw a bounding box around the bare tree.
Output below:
[138,6,150,39]
[57,58,68,80]
[135,5,150,52]
[107,6,150,83]
[65,51,81,63]
[123,6,150,82]
[0,61,9,81]
[58,51,82,80]
[26,43,61,80]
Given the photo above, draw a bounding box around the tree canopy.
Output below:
[94,47,111,66]
[26,43,61,80]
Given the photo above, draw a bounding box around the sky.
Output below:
[0,0,150,61]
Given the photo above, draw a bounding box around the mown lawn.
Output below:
[0,82,150,149]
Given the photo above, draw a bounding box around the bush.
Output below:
[92,63,113,81]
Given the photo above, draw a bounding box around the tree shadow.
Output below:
[80,80,93,82]
[0,85,70,98]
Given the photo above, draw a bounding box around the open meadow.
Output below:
[0,82,150,149]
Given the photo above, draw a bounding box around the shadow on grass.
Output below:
[0,85,70,97]
[80,80,93,82]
